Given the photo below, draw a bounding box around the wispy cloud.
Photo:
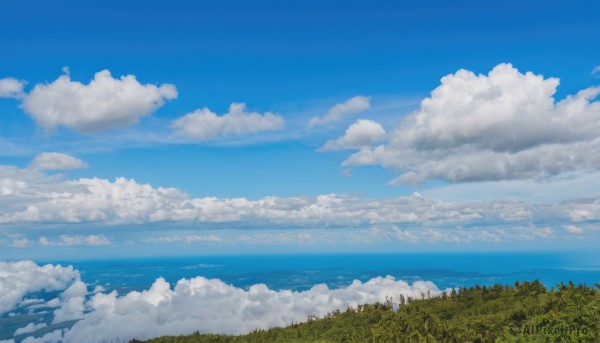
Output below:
[309,95,371,127]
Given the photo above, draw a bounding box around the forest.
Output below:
[134,280,599,342]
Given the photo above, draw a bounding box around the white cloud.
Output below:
[0,164,531,227]
[21,329,64,343]
[309,96,371,127]
[0,260,452,343]
[563,225,584,234]
[420,170,600,204]
[14,323,47,336]
[592,65,600,77]
[10,238,32,248]
[0,77,26,99]
[342,64,600,184]
[21,70,177,133]
[38,235,111,246]
[52,281,88,323]
[29,152,88,171]
[1,160,599,242]
[320,119,386,151]
[61,275,447,342]
[0,261,80,314]
[171,103,284,140]
[144,234,223,244]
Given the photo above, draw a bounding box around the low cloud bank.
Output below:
[0,261,448,343]
[0,261,79,315]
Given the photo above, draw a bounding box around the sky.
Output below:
[0,0,599,259]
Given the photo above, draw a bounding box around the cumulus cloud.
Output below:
[38,235,111,246]
[0,164,534,227]
[0,77,26,99]
[21,70,177,133]
[1,160,599,242]
[320,119,386,151]
[52,281,88,323]
[14,323,47,336]
[0,261,79,314]
[171,103,284,140]
[309,96,371,127]
[29,152,88,171]
[21,329,64,343]
[342,64,600,184]
[0,261,453,343]
[60,275,447,342]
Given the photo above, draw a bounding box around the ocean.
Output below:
[60,251,600,292]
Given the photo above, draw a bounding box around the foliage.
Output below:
[134,280,600,342]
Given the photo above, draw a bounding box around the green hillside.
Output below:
[135,281,599,343]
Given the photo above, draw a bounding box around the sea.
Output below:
[2,252,599,341]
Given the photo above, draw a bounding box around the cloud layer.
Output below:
[65,276,445,342]
[38,234,111,247]
[0,260,447,343]
[171,103,284,140]
[0,165,535,227]
[21,70,177,133]
[342,64,600,184]
[1,161,598,240]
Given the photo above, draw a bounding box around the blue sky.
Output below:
[0,0,599,258]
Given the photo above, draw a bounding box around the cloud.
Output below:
[309,96,371,127]
[592,65,600,77]
[61,275,446,342]
[14,323,47,336]
[563,225,584,234]
[144,234,223,244]
[21,329,64,343]
[52,280,88,323]
[29,152,88,171]
[0,164,533,227]
[342,64,600,184]
[10,238,32,248]
[21,70,177,133]
[0,77,26,99]
[0,260,451,343]
[1,159,599,244]
[320,119,386,151]
[171,103,284,140]
[38,235,111,246]
[0,260,80,314]
[363,225,558,244]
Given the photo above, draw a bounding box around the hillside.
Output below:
[135,281,599,343]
